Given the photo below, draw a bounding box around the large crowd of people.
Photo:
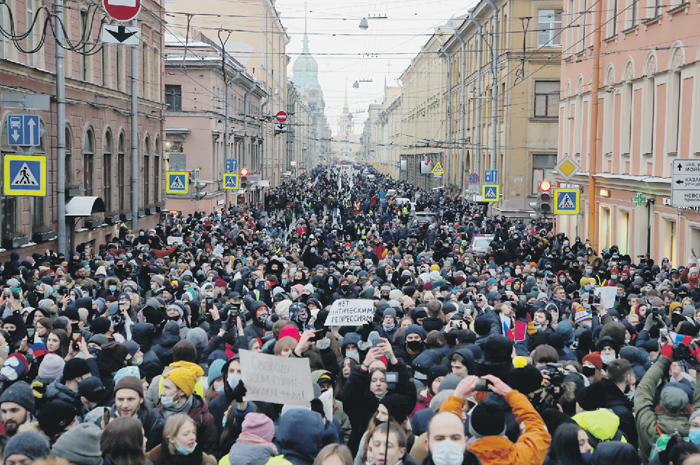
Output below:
[0,165,699,465]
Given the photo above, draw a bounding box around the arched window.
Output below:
[65,125,73,185]
[83,127,95,195]
[154,138,160,203]
[118,132,126,211]
[103,129,113,211]
[144,135,150,205]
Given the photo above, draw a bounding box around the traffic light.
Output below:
[530,180,553,220]
[240,168,249,188]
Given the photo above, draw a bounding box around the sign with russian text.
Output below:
[239,350,314,406]
[325,299,375,326]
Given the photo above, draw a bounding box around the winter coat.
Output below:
[109,403,165,451]
[147,443,216,465]
[577,378,637,447]
[153,321,182,366]
[634,356,700,464]
[469,390,551,465]
[155,394,219,457]
[221,442,276,465]
[276,409,326,465]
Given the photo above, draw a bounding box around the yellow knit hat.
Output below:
[164,365,203,397]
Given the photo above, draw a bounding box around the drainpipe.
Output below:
[260,90,270,182]
[588,0,603,249]
[243,80,259,170]
[224,69,241,210]
[484,0,498,171]
[452,29,466,191]
[466,8,483,179]
[439,44,452,189]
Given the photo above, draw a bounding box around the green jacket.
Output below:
[634,356,700,464]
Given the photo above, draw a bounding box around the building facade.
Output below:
[558,0,700,262]
[443,0,560,209]
[163,33,266,214]
[375,87,401,178]
[0,0,165,259]
[286,82,314,175]
[332,88,362,160]
[165,0,288,188]
[360,103,381,164]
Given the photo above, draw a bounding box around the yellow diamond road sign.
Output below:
[555,155,580,181]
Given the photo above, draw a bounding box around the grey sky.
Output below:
[276,0,476,136]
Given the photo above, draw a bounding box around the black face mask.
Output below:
[406,340,424,353]
[166,314,180,321]
[582,366,596,377]
[341,285,349,292]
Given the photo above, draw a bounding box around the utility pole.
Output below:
[439,44,451,188]
[466,9,483,179]
[452,30,466,190]
[55,0,67,256]
[484,0,498,171]
[130,18,139,230]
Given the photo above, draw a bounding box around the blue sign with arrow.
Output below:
[225,159,238,172]
[484,169,498,184]
[7,114,40,146]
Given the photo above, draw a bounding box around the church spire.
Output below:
[302,1,310,54]
[343,80,348,113]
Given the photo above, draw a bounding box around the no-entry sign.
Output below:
[276,111,288,123]
[103,0,142,22]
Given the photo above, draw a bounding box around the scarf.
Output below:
[162,395,194,419]
[237,432,278,454]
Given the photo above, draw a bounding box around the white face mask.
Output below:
[430,440,465,465]
[601,354,616,365]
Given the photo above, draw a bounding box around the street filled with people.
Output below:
[1,165,700,465]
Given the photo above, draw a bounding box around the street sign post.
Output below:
[166,172,189,194]
[468,173,479,185]
[101,24,141,45]
[7,114,40,147]
[3,154,47,196]
[484,169,498,184]
[275,123,287,134]
[1,93,51,111]
[223,174,239,190]
[553,189,580,214]
[671,159,700,207]
[431,162,444,175]
[225,159,238,172]
[555,155,580,181]
[102,0,142,22]
[482,184,499,202]
[275,111,288,123]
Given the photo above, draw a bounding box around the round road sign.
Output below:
[276,111,288,123]
[468,173,479,184]
[103,0,142,22]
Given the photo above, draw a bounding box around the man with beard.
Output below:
[0,381,35,436]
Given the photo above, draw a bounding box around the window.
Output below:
[579,0,587,52]
[608,0,618,36]
[83,128,95,195]
[532,154,557,193]
[666,70,681,155]
[629,0,638,27]
[144,136,150,206]
[165,85,182,111]
[154,139,161,203]
[26,0,34,66]
[80,10,89,81]
[142,42,148,97]
[103,130,112,211]
[0,5,5,59]
[620,82,633,155]
[538,9,562,47]
[534,81,560,118]
[118,133,126,210]
[101,28,109,87]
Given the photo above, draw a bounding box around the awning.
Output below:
[65,196,106,217]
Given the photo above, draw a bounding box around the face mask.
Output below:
[346,349,359,358]
[582,366,596,377]
[282,280,288,286]
[625,388,635,400]
[585,270,592,275]
[601,354,616,365]
[583,303,591,309]
[227,374,243,390]
[60,280,66,287]
[581,451,593,464]
[298,312,308,322]
[109,285,117,292]
[382,322,395,332]
[430,440,465,465]
[175,441,197,456]
[584,285,592,291]
[689,429,700,445]
[341,285,349,292]
[624,338,630,345]
[611,275,618,280]
[406,340,424,352]
[132,357,143,366]
[222,416,227,428]
[215,384,225,394]
[160,396,178,409]
[533,324,543,331]
[506,286,511,291]
[140,232,145,236]
[559,278,566,283]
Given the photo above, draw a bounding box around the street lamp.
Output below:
[358,15,387,30]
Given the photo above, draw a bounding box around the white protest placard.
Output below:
[599,287,618,309]
[239,349,314,406]
[166,236,183,245]
[325,299,375,326]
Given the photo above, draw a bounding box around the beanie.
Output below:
[91,317,111,335]
[38,353,66,381]
[509,363,544,395]
[52,422,103,465]
[78,377,109,404]
[37,400,77,438]
[468,400,506,437]
[0,354,29,382]
[279,324,301,342]
[208,359,226,386]
[241,412,275,442]
[380,394,412,425]
[172,340,197,363]
[3,430,50,461]
[114,375,144,398]
[0,380,35,413]
[164,367,199,397]
[575,309,592,324]
[582,352,603,371]
[64,358,91,381]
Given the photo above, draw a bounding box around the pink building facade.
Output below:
[0,0,166,260]
[557,0,700,264]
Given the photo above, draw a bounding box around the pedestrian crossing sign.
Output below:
[3,154,47,196]
[223,174,239,190]
[482,184,499,202]
[553,189,580,214]
[166,172,189,194]
[431,162,445,175]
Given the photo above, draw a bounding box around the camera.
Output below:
[672,343,697,364]
[385,371,399,390]
[475,379,493,392]
[542,363,567,401]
